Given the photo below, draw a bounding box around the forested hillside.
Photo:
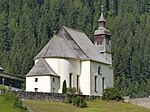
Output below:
[0,0,150,97]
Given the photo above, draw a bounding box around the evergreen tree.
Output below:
[62,80,67,94]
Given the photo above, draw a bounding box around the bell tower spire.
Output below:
[98,5,106,27]
[94,5,112,63]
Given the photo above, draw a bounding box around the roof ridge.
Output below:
[63,26,84,33]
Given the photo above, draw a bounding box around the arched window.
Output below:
[98,66,101,75]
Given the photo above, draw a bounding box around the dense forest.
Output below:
[0,0,150,97]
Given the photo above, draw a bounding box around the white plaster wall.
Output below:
[90,62,113,96]
[26,76,51,92]
[45,58,80,93]
[80,61,91,95]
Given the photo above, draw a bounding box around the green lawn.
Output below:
[22,99,150,112]
[0,95,26,112]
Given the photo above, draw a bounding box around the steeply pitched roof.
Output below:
[34,35,79,60]
[63,26,110,64]
[34,26,110,65]
[26,58,59,77]
[98,12,106,22]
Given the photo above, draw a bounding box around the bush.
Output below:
[102,87,123,101]
[0,85,6,91]
[67,87,76,94]
[3,92,23,109]
[62,80,67,94]
[79,101,87,108]
[13,97,22,108]
[67,95,87,108]
[72,96,80,106]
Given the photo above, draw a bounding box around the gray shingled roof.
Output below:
[34,26,110,65]
[34,35,79,60]
[26,58,59,77]
[63,26,110,64]
[94,27,111,36]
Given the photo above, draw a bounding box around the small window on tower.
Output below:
[106,38,109,45]
[97,41,99,45]
[100,40,102,45]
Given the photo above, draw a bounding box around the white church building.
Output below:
[26,12,114,96]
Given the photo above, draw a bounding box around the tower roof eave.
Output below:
[94,28,111,36]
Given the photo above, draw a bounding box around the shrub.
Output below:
[67,94,87,108]
[13,96,22,108]
[72,96,80,106]
[0,85,6,91]
[21,82,26,91]
[3,92,23,109]
[79,101,87,108]
[67,95,72,103]
[67,87,76,94]
[62,80,67,94]
[102,87,123,101]
[66,88,87,108]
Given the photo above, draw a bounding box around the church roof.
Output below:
[63,26,110,64]
[26,58,59,77]
[34,35,79,60]
[94,27,111,36]
[34,26,110,65]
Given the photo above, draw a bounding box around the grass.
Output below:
[22,99,150,112]
[0,95,26,112]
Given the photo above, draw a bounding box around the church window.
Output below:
[97,41,99,45]
[102,77,105,93]
[69,73,72,88]
[77,75,79,90]
[98,66,101,75]
[53,78,55,83]
[95,76,98,92]
[35,78,38,82]
[100,40,102,45]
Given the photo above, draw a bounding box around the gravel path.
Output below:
[128,98,150,109]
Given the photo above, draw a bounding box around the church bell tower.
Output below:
[94,6,112,63]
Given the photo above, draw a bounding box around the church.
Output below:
[26,11,114,96]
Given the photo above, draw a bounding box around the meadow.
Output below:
[22,99,150,112]
[0,95,26,112]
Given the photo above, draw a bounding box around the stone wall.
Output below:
[2,90,101,102]
[14,91,67,102]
